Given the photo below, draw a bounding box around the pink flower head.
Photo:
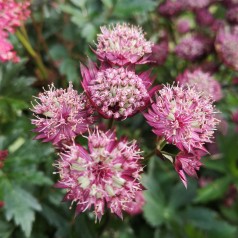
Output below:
[226,7,238,24]
[175,34,212,61]
[54,129,144,221]
[176,69,223,101]
[0,0,30,33]
[175,152,202,188]
[215,26,238,71]
[95,23,153,66]
[149,32,169,65]
[31,83,95,145]
[0,30,19,62]
[158,0,185,17]
[0,0,30,63]
[144,85,219,154]
[183,0,212,9]
[195,8,215,27]
[81,61,159,120]
[176,18,192,34]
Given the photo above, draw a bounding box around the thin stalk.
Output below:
[16,30,48,80]
[107,118,114,129]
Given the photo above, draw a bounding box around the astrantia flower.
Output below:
[176,69,223,101]
[232,110,238,132]
[176,18,192,34]
[175,34,212,61]
[95,23,153,66]
[215,26,238,71]
[31,83,95,145]
[149,32,168,65]
[81,61,158,119]
[0,30,19,62]
[158,0,185,17]
[144,85,219,154]
[0,0,30,63]
[175,152,202,188]
[195,8,215,27]
[226,7,238,24]
[54,129,144,221]
[183,0,212,9]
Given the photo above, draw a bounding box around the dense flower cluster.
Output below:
[175,34,212,61]
[176,69,223,101]
[95,23,153,66]
[0,0,31,62]
[81,63,158,119]
[144,85,219,186]
[54,129,144,221]
[31,83,95,145]
[145,85,218,154]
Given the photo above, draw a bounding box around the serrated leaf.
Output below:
[185,207,237,237]
[194,177,231,203]
[4,186,41,237]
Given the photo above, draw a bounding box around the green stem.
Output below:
[16,30,48,80]
[107,118,114,129]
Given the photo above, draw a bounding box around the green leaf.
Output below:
[4,185,41,237]
[0,221,14,238]
[185,207,237,237]
[194,177,231,203]
[114,0,157,17]
[59,58,79,83]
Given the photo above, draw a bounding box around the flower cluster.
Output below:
[176,69,223,101]
[31,83,95,146]
[215,26,238,71]
[95,23,153,66]
[55,129,144,221]
[144,85,219,187]
[81,63,157,119]
[32,22,155,221]
[175,34,212,61]
[32,19,220,220]
[0,0,31,62]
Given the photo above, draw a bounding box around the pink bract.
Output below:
[175,152,202,188]
[31,83,95,145]
[176,69,223,101]
[95,23,153,66]
[54,129,144,221]
[81,61,159,120]
[144,85,219,154]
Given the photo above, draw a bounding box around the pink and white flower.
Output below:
[95,23,153,66]
[31,83,95,145]
[176,69,223,101]
[81,61,159,120]
[54,129,144,221]
[175,34,212,61]
[0,0,31,63]
[215,26,238,71]
[144,85,219,154]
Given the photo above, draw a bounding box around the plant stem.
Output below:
[107,118,114,129]
[16,30,48,80]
